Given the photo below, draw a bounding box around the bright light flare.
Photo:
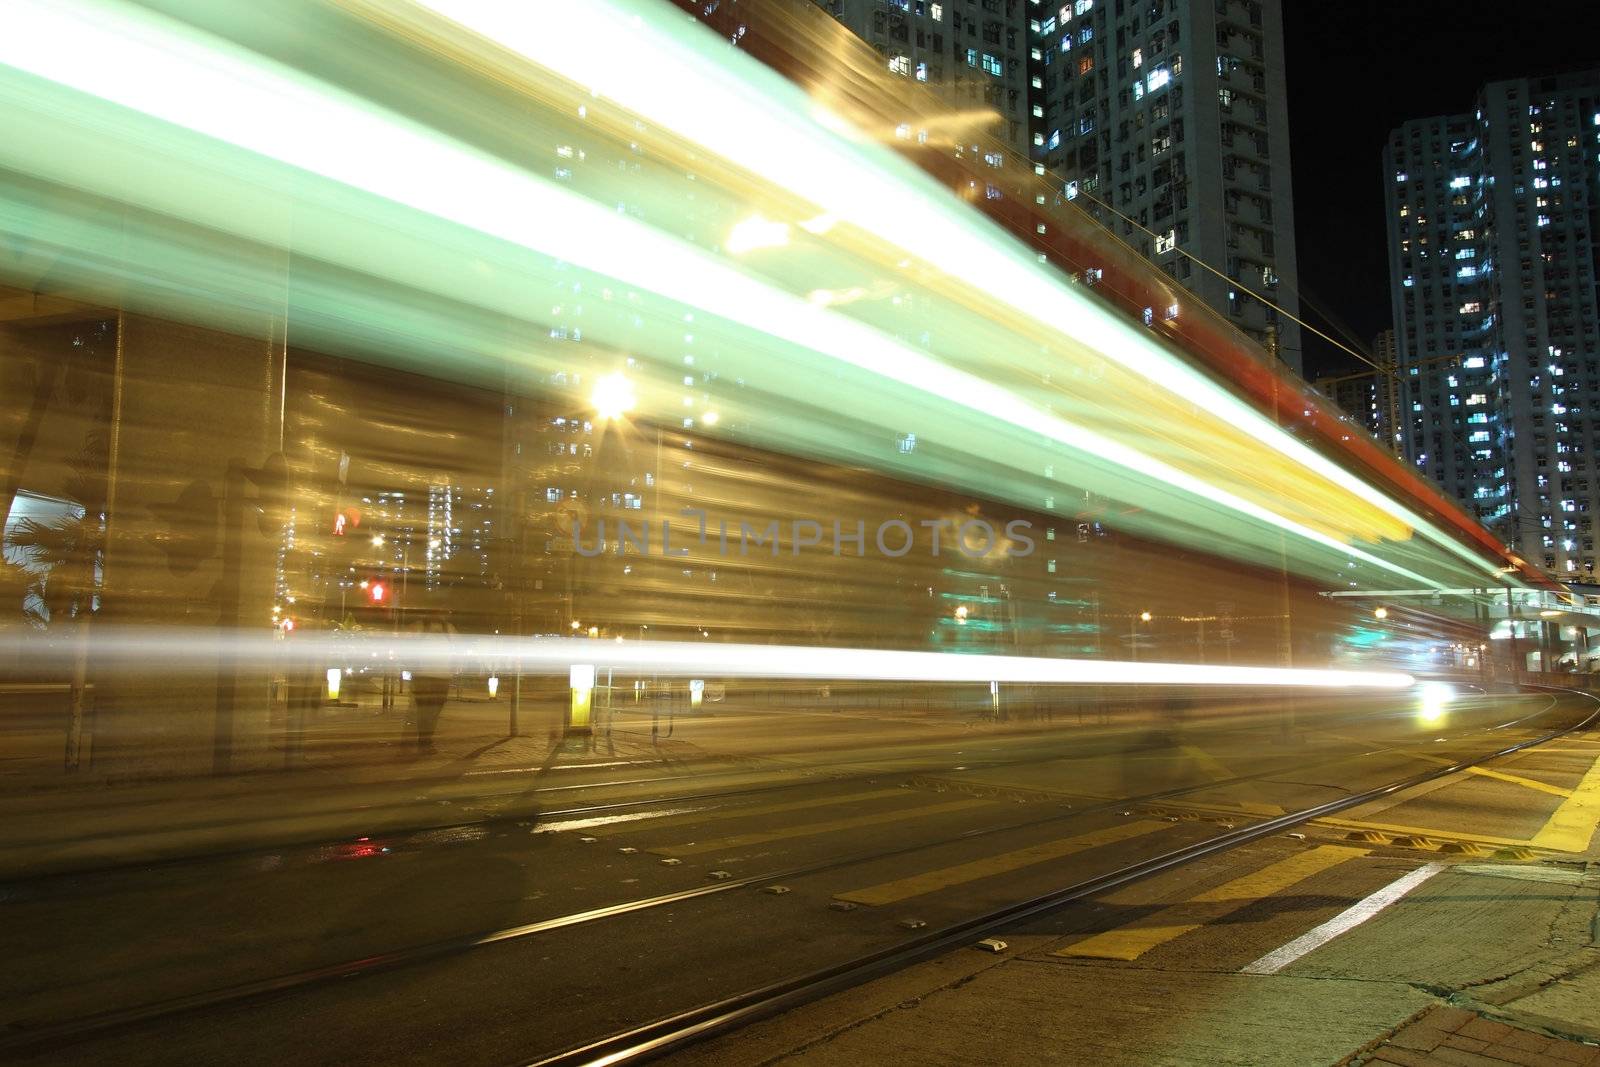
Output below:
[1417,681,1454,725]
[797,213,837,235]
[724,214,790,254]
[590,371,636,420]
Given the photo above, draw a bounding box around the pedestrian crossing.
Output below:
[575,736,1600,953]
[1051,844,1369,961]
[834,819,1171,906]
[520,735,1600,1014]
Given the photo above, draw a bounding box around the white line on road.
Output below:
[1240,862,1446,975]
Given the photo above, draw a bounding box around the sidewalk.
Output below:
[1349,1006,1600,1067]
[667,860,1600,1066]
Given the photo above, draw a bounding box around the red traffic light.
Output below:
[369,581,386,603]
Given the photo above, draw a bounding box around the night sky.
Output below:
[1283,1,1600,379]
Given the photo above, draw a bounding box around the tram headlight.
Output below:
[1417,681,1453,725]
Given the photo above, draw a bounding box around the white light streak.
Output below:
[0,628,1417,690]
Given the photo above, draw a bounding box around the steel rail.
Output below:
[528,686,1600,1067]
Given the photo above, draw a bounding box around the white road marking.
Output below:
[1240,863,1446,975]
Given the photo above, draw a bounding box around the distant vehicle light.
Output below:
[1417,681,1453,725]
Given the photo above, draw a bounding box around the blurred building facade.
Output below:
[1027,0,1303,371]
[820,0,1034,154]
[1384,70,1600,578]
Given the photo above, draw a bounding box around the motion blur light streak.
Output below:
[0,629,1416,689]
[408,0,1508,581]
[0,0,1517,589]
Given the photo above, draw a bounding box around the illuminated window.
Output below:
[982,53,1003,77]
[1079,55,1093,75]
[930,2,942,19]
[1132,47,1142,69]
[1154,229,1176,254]
[889,54,910,76]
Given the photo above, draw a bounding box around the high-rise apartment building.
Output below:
[1314,329,1397,448]
[1029,0,1302,370]
[821,0,1033,154]
[1384,71,1600,578]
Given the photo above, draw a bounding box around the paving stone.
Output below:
[1428,1007,1478,1033]
[1486,1043,1568,1067]
[1424,1045,1519,1067]
[1388,1026,1451,1052]
[1498,1030,1554,1054]
[1457,1017,1515,1043]
[1370,1048,1435,1067]
[1442,1035,1490,1052]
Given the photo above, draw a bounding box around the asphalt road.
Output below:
[0,686,1593,1064]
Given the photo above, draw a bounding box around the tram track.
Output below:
[2,686,1592,1061]
[529,685,1600,1066]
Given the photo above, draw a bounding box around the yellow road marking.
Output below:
[1409,754,1573,798]
[1055,924,1202,962]
[835,820,1170,906]
[1191,844,1368,901]
[1531,751,1600,853]
[1314,815,1527,848]
[598,787,910,834]
[1178,746,1285,815]
[649,798,992,857]
[1053,845,1368,961]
